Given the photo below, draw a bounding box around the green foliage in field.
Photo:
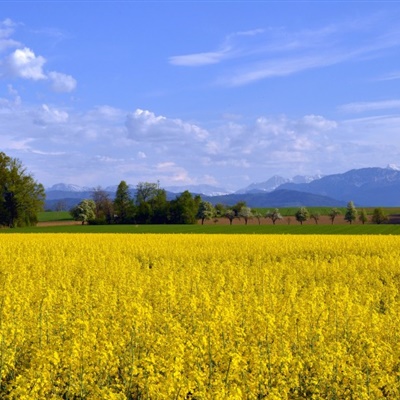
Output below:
[2,223,400,235]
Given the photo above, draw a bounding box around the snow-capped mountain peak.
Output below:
[387,164,400,171]
[47,183,91,192]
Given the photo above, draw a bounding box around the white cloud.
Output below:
[339,100,400,113]
[169,28,267,67]
[34,104,69,125]
[169,49,231,67]
[4,47,46,80]
[2,101,400,189]
[125,109,208,142]
[298,115,338,132]
[378,71,400,81]
[48,71,77,92]
[0,18,20,53]
[170,16,400,87]
[0,20,77,92]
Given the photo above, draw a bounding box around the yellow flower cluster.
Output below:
[1,234,400,399]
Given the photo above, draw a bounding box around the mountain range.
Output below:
[45,165,400,210]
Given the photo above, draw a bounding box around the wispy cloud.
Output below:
[378,71,400,81]
[169,14,400,86]
[169,49,231,67]
[339,99,400,113]
[169,28,264,67]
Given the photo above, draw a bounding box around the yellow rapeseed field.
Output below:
[1,234,400,399]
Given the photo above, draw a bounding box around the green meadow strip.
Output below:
[2,224,400,234]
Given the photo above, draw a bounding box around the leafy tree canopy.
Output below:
[70,199,96,225]
[0,152,45,228]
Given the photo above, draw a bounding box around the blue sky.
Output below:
[1,1,400,190]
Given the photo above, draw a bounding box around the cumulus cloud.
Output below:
[2,101,399,189]
[48,71,77,92]
[0,19,77,92]
[4,47,46,80]
[34,104,69,125]
[125,109,208,142]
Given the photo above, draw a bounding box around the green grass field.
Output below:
[2,223,400,234]
[4,209,392,234]
[38,211,73,222]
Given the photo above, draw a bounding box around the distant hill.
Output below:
[277,166,400,206]
[164,184,231,196]
[235,174,322,194]
[202,189,344,208]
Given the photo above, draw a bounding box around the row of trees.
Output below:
[72,184,390,226]
[293,202,388,225]
[71,181,203,225]
[199,201,389,225]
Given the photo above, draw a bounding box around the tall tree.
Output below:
[358,209,368,225]
[135,182,167,224]
[91,186,114,223]
[169,191,198,224]
[344,201,357,224]
[0,152,45,227]
[135,182,159,204]
[371,208,388,224]
[149,188,169,224]
[114,181,135,224]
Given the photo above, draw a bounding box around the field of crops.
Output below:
[1,234,400,398]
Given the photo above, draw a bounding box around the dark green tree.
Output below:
[344,201,357,224]
[149,188,169,224]
[135,182,168,224]
[169,190,199,224]
[0,152,45,227]
[232,201,246,217]
[114,181,135,224]
[214,203,226,218]
[371,208,388,224]
[135,182,159,204]
[358,209,368,225]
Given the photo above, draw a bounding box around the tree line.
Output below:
[70,181,204,225]
[71,182,391,226]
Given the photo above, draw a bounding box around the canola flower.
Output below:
[0,234,400,399]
